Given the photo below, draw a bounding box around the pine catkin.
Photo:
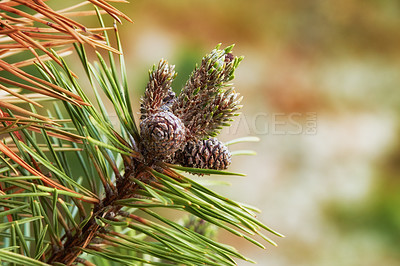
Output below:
[140,60,177,120]
[172,45,243,140]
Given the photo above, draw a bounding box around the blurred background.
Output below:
[92,0,400,265]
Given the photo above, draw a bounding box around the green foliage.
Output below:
[0,9,281,266]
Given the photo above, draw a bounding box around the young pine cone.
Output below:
[140,111,186,161]
[175,138,232,171]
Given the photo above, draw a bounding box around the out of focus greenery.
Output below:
[69,0,400,265]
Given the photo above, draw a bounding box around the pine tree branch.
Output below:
[0,5,282,265]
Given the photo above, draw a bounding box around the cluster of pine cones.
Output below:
[139,45,242,172]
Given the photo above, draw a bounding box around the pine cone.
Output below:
[175,138,231,171]
[140,111,186,161]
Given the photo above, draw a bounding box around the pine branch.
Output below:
[0,4,282,265]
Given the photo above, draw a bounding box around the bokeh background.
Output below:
[89,0,400,265]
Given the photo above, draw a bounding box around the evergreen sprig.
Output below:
[0,2,282,266]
